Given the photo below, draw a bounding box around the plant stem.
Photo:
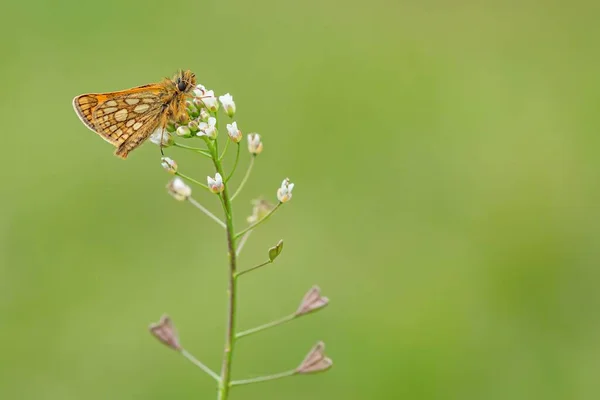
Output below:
[235,231,252,257]
[219,137,230,161]
[173,142,212,158]
[235,260,272,278]
[231,155,255,201]
[230,369,297,387]
[180,349,221,382]
[187,197,226,229]
[226,144,241,182]
[176,172,210,191]
[235,313,296,339]
[209,141,238,400]
[234,203,282,240]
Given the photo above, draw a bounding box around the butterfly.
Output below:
[72,70,197,159]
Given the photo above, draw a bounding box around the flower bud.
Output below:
[188,120,200,133]
[149,315,181,351]
[199,107,210,122]
[207,172,224,194]
[176,125,192,137]
[150,129,174,147]
[226,122,242,143]
[160,157,177,174]
[277,178,294,203]
[296,342,332,374]
[219,93,236,117]
[247,133,263,154]
[166,177,191,201]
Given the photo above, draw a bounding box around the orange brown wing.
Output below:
[72,84,166,147]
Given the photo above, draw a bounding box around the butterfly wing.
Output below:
[72,84,167,153]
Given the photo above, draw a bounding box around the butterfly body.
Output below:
[73,70,196,158]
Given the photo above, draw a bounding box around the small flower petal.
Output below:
[167,177,191,201]
[150,128,174,147]
[207,172,224,193]
[247,133,263,155]
[226,122,242,143]
[277,178,294,203]
[219,93,236,117]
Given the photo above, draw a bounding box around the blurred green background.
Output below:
[2,0,600,399]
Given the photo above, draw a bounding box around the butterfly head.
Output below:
[174,70,196,93]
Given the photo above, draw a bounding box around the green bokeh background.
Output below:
[2,1,600,399]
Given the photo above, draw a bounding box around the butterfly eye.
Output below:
[177,80,187,91]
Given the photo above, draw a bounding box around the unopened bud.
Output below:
[160,157,177,174]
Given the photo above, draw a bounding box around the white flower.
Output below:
[149,128,173,147]
[219,93,236,117]
[277,178,294,203]
[176,125,191,137]
[160,157,177,174]
[167,177,191,201]
[193,84,206,98]
[226,121,242,143]
[207,172,224,194]
[197,117,217,139]
[247,133,263,154]
[201,90,219,112]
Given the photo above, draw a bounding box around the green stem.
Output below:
[231,155,255,201]
[234,203,282,240]
[176,172,209,191]
[180,349,221,382]
[187,197,226,229]
[235,313,296,339]
[219,137,230,161]
[226,144,241,182]
[173,142,212,158]
[208,140,238,400]
[230,369,297,387]
[235,259,272,278]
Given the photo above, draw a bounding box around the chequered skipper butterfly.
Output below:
[73,70,196,159]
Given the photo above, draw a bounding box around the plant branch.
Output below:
[235,230,252,257]
[235,313,296,339]
[219,137,230,161]
[231,155,255,201]
[176,172,210,191]
[173,142,212,158]
[226,144,240,182]
[230,369,297,387]
[180,349,221,382]
[234,203,282,240]
[235,259,272,278]
[187,197,226,229]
